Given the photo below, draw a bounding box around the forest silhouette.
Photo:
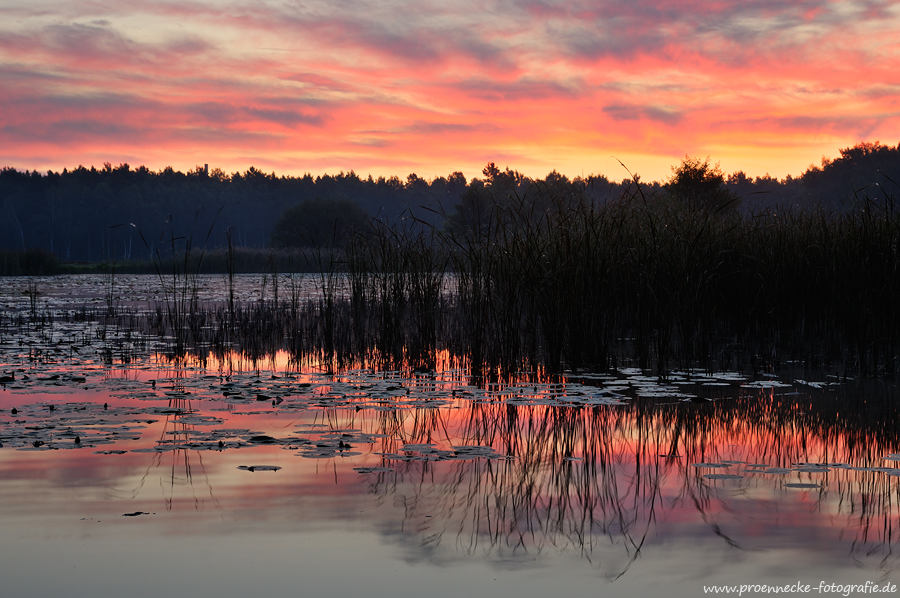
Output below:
[1,142,898,267]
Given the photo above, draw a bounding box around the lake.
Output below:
[2,275,899,597]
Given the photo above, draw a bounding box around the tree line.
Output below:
[1,141,898,263]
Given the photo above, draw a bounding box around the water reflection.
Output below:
[313,378,900,579]
[2,345,900,584]
[142,390,220,512]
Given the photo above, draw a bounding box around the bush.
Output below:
[270,198,369,248]
[666,156,737,212]
[0,249,61,275]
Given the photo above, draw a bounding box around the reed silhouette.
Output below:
[334,374,900,577]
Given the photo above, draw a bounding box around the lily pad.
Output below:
[237,465,282,472]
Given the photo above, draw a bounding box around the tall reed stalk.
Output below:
[81,188,900,376]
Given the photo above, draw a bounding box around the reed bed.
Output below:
[333,187,900,376]
[3,187,897,376]
[413,190,893,375]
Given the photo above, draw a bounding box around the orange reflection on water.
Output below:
[3,350,900,579]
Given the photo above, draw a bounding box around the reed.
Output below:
[142,186,900,375]
[326,183,899,376]
[26,279,39,320]
[5,184,897,376]
[225,227,236,325]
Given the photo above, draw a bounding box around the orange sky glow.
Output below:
[2,0,899,182]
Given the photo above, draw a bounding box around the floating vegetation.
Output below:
[2,353,897,501]
[353,466,394,474]
[374,443,509,462]
[174,415,224,425]
[237,465,282,472]
[4,274,900,581]
[741,380,792,389]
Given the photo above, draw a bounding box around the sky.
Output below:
[1,0,899,183]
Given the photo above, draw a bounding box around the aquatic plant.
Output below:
[2,180,898,377]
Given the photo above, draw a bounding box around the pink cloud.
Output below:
[0,0,898,181]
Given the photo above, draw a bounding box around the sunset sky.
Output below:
[1,0,899,182]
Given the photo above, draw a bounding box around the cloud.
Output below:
[451,76,585,102]
[282,72,356,94]
[0,0,898,181]
[350,137,391,147]
[245,107,324,127]
[603,104,684,126]
[402,121,486,134]
[769,115,892,139]
[0,20,214,84]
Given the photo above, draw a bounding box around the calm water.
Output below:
[2,276,900,597]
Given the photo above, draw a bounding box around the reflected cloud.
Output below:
[3,312,900,580]
[358,381,900,578]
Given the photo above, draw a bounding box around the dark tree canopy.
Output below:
[270,197,369,248]
[1,142,897,263]
[0,165,455,261]
[724,141,900,212]
[666,156,736,212]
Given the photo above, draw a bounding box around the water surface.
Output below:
[2,276,900,597]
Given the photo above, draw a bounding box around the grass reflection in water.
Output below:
[2,278,900,584]
[4,348,898,580]
[349,377,900,578]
